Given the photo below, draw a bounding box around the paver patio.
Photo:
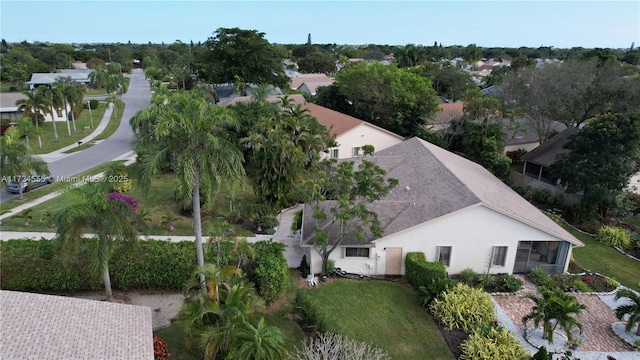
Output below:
[492,276,634,352]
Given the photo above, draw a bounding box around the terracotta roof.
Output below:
[297,80,335,95]
[521,127,580,166]
[302,137,583,247]
[0,290,153,359]
[430,102,464,125]
[302,104,403,141]
[289,73,331,90]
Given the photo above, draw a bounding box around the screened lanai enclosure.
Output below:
[513,240,570,273]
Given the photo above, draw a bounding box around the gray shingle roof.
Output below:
[521,127,580,166]
[0,290,153,359]
[302,137,583,247]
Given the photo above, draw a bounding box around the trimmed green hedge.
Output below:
[1,238,290,303]
[405,252,447,289]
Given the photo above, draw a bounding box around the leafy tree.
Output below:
[0,126,49,200]
[54,183,147,301]
[395,44,426,68]
[320,62,439,137]
[303,147,398,275]
[614,287,640,336]
[413,63,476,101]
[86,57,108,70]
[550,112,640,221]
[463,43,482,63]
[239,99,333,208]
[131,90,245,288]
[522,286,587,344]
[197,27,288,95]
[297,52,336,74]
[228,318,287,360]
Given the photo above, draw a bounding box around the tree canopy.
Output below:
[196,27,288,94]
[550,112,640,220]
[315,62,439,137]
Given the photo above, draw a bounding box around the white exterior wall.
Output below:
[309,205,571,276]
[41,104,72,122]
[628,173,640,194]
[333,124,403,159]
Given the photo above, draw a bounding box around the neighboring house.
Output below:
[426,102,464,131]
[301,137,583,276]
[288,73,334,94]
[302,103,405,159]
[0,290,153,359]
[502,118,567,154]
[520,127,580,184]
[26,69,92,90]
[0,92,69,123]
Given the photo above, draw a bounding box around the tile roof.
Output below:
[0,290,153,360]
[430,102,464,125]
[302,103,404,140]
[302,137,582,246]
[288,73,331,90]
[0,93,27,111]
[297,80,335,95]
[521,127,580,166]
[218,94,307,107]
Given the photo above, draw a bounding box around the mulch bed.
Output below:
[435,321,468,359]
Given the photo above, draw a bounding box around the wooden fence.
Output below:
[508,171,583,207]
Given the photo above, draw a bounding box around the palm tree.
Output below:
[0,126,49,200]
[39,85,62,142]
[614,287,640,336]
[16,117,34,148]
[160,213,181,232]
[89,68,109,90]
[55,82,84,135]
[11,208,34,227]
[15,90,47,149]
[131,90,245,289]
[54,183,148,301]
[40,210,55,228]
[522,286,588,344]
[229,318,287,360]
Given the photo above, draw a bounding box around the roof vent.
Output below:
[405,186,411,191]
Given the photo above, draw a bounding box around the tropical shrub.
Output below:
[293,290,329,334]
[527,267,557,289]
[430,283,496,332]
[458,268,478,285]
[596,226,631,249]
[614,287,640,336]
[405,252,447,289]
[153,336,170,360]
[504,275,524,293]
[245,241,289,303]
[459,326,529,360]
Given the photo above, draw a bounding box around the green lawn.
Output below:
[568,224,640,292]
[29,102,108,154]
[63,101,124,153]
[2,166,256,237]
[305,280,454,360]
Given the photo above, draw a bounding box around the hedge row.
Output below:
[0,238,290,302]
[405,251,447,289]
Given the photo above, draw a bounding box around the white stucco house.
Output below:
[303,103,405,159]
[0,92,71,123]
[301,137,584,276]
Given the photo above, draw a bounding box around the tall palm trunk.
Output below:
[192,171,206,290]
[102,256,113,302]
[49,109,59,142]
[35,119,42,149]
[70,105,77,132]
[63,100,71,136]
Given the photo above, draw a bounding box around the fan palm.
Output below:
[614,287,640,336]
[54,183,148,301]
[131,90,245,289]
[522,286,588,343]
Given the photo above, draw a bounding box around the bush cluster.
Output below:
[596,226,631,249]
[405,252,449,304]
[456,268,523,293]
[293,290,329,334]
[459,326,529,360]
[1,238,290,303]
[430,283,496,333]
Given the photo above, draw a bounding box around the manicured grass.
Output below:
[568,224,640,292]
[29,103,108,154]
[84,88,108,96]
[154,326,201,360]
[305,280,454,360]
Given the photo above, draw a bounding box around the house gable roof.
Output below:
[0,290,153,359]
[0,92,27,112]
[302,137,583,246]
[218,94,307,107]
[289,73,331,90]
[521,127,580,166]
[302,103,404,140]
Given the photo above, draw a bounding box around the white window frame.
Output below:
[436,246,452,267]
[352,146,362,157]
[330,148,339,158]
[344,247,370,258]
[491,246,508,267]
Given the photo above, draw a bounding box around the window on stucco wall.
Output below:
[345,247,370,257]
[492,246,508,267]
[436,246,452,267]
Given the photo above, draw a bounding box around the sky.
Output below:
[1,0,639,49]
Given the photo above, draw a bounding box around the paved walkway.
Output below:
[492,275,638,359]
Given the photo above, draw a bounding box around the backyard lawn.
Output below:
[568,224,640,292]
[305,279,454,360]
